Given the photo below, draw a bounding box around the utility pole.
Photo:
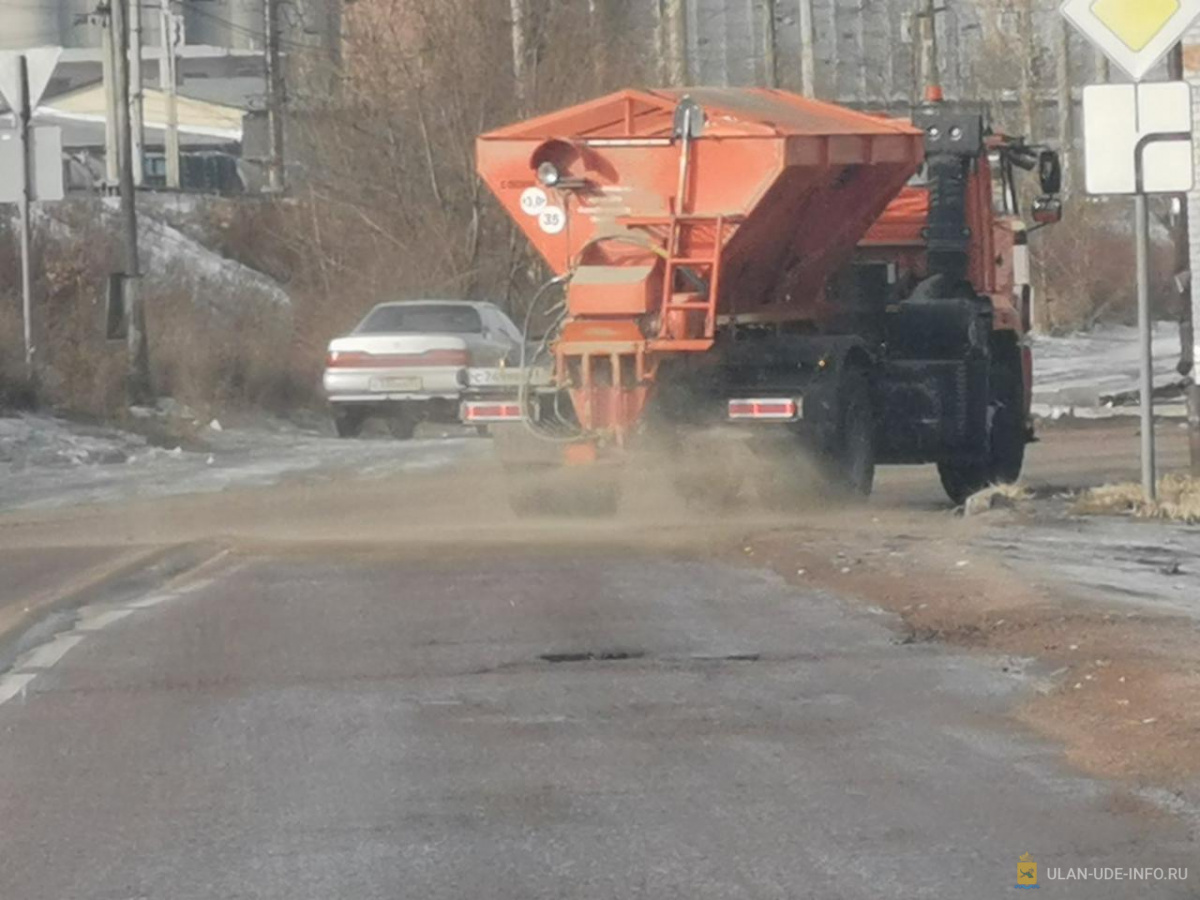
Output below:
[798,0,815,96]
[762,0,778,88]
[264,0,286,192]
[664,0,688,87]
[917,0,942,102]
[588,0,605,88]
[129,0,144,186]
[112,0,150,403]
[1055,16,1073,194]
[509,0,527,110]
[16,57,34,377]
[100,4,119,185]
[159,0,180,188]
[654,0,668,85]
[1017,0,1036,137]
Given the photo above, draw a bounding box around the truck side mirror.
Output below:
[1032,196,1062,225]
[1038,150,1063,196]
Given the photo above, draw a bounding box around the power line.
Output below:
[4,0,325,53]
[177,0,332,53]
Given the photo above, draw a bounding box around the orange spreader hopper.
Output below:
[476,88,925,440]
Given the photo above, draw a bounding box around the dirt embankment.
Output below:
[738,510,1200,788]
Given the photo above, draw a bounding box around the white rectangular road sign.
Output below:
[1083,82,1193,195]
[1061,0,1200,82]
[0,127,64,203]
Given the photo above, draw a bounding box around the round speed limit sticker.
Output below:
[538,206,566,235]
[519,187,548,217]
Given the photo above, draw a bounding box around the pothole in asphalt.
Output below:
[539,650,647,663]
[538,650,765,664]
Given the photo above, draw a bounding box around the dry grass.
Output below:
[1075,475,1200,524]
[962,481,1033,516]
[0,208,307,421]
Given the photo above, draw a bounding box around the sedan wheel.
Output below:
[333,409,366,439]
[387,409,418,441]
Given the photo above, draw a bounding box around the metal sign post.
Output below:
[1135,193,1155,496]
[1064,0,1200,501]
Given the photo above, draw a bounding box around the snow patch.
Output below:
[0,413,479,511]
[1032,323,1186,411]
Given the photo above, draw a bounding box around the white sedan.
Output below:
[324,300,524,439]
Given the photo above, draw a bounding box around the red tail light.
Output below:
[325,350,374,368]
[325,349,470,368]
[420,349,470,366]
[728,398,802,422]
[462,401,523,423]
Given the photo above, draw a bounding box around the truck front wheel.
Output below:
[938,343,1026,505]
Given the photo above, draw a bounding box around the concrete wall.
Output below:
[1,0,100,50]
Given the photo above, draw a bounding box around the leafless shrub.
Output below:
[0,207,304,419]
[1036,198,1175,331]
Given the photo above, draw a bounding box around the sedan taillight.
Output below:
[420,349,470,367]
[325,349,470,368]
[325,350,374,368]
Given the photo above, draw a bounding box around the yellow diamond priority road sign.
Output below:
[1061,0,1200,80]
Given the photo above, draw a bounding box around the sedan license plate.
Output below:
[371,375,422,392]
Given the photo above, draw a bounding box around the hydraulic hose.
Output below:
[516,231,675,443]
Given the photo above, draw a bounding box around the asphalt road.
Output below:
[0,547,1193,899]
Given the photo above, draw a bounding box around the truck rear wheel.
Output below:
[938,342,1026,505]
[825,368,876,497]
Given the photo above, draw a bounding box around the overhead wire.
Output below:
[175,0,331,53]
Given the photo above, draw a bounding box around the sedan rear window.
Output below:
[357,304,482,335]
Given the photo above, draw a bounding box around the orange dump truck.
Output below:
[468,88,1061,506]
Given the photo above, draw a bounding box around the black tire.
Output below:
[333,408,366,439]
[938,340,1027,505]
[387,409,418,441]
[825,368,876,497]
[937,462,988,507]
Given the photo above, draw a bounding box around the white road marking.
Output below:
[0,673,36,706]
[126,593,175,609]
[76,608,134,632]
[19,634,84,670]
